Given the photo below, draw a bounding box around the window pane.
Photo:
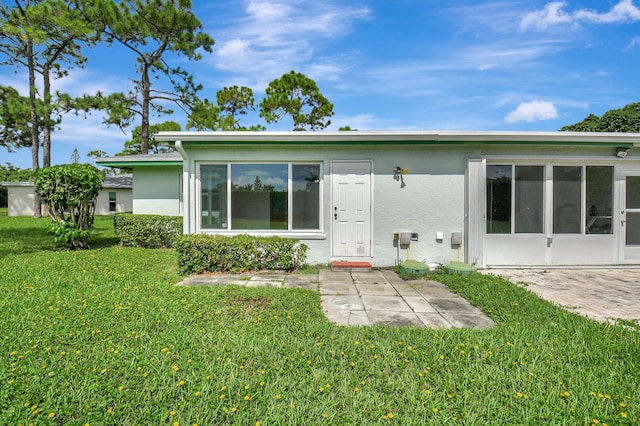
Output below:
[626,176,640,209]
[515,166,544,233]
[231,164,288,230]
[586,166,613,234]
[108,191,117,212]
[292,164,320,230]
[486,165,512,234]
[201,165,228,229]
[626,213,640,245]
[553,166,582,234]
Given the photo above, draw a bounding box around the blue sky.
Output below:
[2,0,640,169]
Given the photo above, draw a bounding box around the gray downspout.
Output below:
[174,140,190,234]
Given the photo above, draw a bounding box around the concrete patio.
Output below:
[484,268,640,325]
[178,269,495,329]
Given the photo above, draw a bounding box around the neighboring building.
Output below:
[97,131,640,268]
[1,174,133,217]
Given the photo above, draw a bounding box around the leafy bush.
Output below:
[113,213,183,248]
[175,234,307,274]
[35,164,104,249]
[49,219,89,249]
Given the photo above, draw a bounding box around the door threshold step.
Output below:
[331,261,373,272]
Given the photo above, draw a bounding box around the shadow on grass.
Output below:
[0,214,122,256]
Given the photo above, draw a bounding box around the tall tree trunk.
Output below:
[27,41,41,218]
[140,63,150,155]
[42,64,51,168]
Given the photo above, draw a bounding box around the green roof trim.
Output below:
[96,160,183,167]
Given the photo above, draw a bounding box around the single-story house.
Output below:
[96,130,640,268]
[1,174,133,217]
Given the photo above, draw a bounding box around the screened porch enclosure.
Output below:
[484,163,615,265]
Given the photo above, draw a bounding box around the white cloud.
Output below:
[211,0,371,84]
[521,0,640,30]
[624,36,640,52]
[504,100,559,123]
[574,0,640,23]
[520,1,573,30]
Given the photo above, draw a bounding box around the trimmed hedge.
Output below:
[175,234,307,275]
[113,213,183,248]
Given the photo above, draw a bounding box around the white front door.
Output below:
[619,172,640,263]
[331,161,372,257]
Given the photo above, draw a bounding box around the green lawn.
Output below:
[0,210,638,425]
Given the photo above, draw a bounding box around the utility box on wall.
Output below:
[451,231,463,246]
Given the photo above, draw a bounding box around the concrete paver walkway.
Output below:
[178,269,495,329]
[484,268,640,325]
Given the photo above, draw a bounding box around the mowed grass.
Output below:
[0,209,638,425]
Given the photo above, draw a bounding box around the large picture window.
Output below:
[200,163,321,232]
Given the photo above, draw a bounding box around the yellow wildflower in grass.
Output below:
[621,412,628,419]
[176,380,185,387]
[48,413,55,418]
[244,395,250,401]
[231,407,237,413]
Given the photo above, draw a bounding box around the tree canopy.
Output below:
[0,0,98,169]
[260,71,334,131]
[116,121,181,156]
[89,0,214,154]
[187,86,265,131]
[560,102,640,133]
[0,86,35,152]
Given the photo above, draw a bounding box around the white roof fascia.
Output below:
[153,130,640,145]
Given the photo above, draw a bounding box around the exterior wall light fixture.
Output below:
[616,147,630,158]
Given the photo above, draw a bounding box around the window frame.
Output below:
[485,161,615,236]
[197,162,324,236]
[108,191,117,213]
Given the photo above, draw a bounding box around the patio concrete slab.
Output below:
[178,268,495,329]
[355,283,399,296]
[484,268,640,324]
[365,311,426,327]
[360,295,412,312]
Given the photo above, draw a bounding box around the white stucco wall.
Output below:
[94,188,133,215]
[6,185,36,216]
[181,144,468,267]
[132,166,182,215]
[4,184,132,217]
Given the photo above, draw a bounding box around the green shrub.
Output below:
[49,219,89,249]
[175,234,307,274]
[35,164,104,249]
[113,213,183,248]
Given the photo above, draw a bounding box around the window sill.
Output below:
[198,230,326,240]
